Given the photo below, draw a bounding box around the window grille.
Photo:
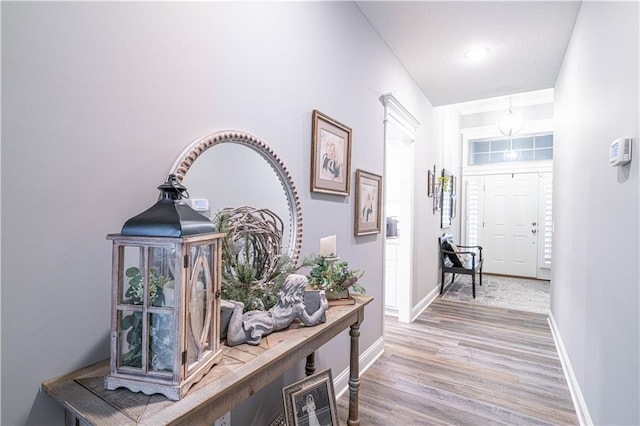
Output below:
[469,134,553,165]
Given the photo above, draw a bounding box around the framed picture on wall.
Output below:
[440,168,454,228]
[427,169,434,197]
[310,110,352,195]
[451,197,457,219]
[355,169,382,236]
[282,369,338,426]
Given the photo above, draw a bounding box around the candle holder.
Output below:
[322,256,349,300]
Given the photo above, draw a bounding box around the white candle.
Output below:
[320,235,337,257]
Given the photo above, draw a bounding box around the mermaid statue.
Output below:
[221,274,328,346]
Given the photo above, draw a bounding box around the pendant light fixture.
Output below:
[498,96,524,137]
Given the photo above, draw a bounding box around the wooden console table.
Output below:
[43,295,373,425]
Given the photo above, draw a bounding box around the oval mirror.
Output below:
[169,131,303,264]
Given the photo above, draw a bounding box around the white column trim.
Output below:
[379,93,420,324]
[379,93,421,137]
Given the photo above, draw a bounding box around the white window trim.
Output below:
[461,118,553,176]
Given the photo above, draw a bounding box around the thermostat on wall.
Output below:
[609,137,632,166]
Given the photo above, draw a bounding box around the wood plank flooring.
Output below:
[337,298,578,425]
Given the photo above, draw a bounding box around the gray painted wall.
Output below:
[460,103,553,130]
[553,2,639,424]
[1,2,438,424]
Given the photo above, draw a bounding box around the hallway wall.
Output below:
[1,3,436,424]
[413,106,462,311]
[553,2,639,424]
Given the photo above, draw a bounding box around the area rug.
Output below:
[441,274,550,314]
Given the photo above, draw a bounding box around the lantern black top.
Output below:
[121,175,216,237]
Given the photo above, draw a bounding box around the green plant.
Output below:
[120,267,173,370]
[306,255,365,294]
[437,175,450,192]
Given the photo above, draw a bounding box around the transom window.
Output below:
[468,133,553,165]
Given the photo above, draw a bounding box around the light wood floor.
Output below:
[338,298,578,425]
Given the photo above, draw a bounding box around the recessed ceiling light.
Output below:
[464,47,489,61]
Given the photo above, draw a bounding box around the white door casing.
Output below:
[380,94,420,323]
[384,140,414,318]
[384,241,399,317]
[460,118,554,280]
[464,172,552,279]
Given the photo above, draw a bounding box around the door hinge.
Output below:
[182,351,187,365]
[184,255,189,268]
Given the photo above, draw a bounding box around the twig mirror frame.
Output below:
[169,130,303,265]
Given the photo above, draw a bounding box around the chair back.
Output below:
[439,234,455,267]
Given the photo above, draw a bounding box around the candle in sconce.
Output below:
[320,235,337,257]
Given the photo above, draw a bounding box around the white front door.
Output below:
[483,173,539,277]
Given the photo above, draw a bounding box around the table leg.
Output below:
[65,409,87,426]
[305,352,316,376]
[347,322,361,426]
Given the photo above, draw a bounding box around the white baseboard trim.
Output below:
[385,285,439,323]
[548,312,593,426]
[334,336,385,400]
[409,285,440,322]
[384,306,399,318]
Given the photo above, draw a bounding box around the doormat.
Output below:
[441,274,550,315]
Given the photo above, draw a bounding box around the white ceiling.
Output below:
[357,1,581,107]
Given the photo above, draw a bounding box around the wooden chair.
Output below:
[439,234,483,298]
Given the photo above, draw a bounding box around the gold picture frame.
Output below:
[282,369,338,426]
[310,110,352,195]
[355,169,382,236]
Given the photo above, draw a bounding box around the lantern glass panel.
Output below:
[120,246,143,305]
[186,243,214,367]
[118,309,143,369]
[149,246,176,308]
[148,312,175,373]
